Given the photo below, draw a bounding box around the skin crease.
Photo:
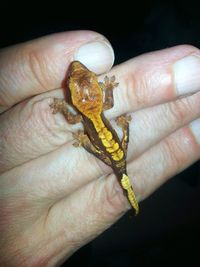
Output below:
[0,31,200,266]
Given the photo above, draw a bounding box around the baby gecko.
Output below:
[50,61,139,215]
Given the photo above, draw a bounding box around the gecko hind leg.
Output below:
[116,114,132,155]
[99,75,119,111]
[73,130,112,166]
[50,98,82,124]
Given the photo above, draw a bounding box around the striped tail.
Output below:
[121,174,139,215]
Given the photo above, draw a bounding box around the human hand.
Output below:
[0,31,199,266]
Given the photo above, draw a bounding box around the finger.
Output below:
[103,45,200,118]
[127,91,200,159]
[128,120,200,201]
[0,139,109,206]
[0,31,114,112]
[42,120,200,259]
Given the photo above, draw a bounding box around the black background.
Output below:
[1,1,200,266]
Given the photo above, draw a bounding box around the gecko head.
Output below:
[67,61,103,118]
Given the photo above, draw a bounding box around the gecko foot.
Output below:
[116,114,132,128]
[100,75,119,91]
[72,130,88,147]
[50,98,82,124]
[50,98,67,114]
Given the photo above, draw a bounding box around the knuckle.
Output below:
[0,96,66,173]
[166,98,194,124]
[162,136,185,171]
[27,96,68,146]
[123,65,159,110]
[124,71,147,108]
[25,46,51,91]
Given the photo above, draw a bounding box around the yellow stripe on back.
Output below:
[92,115,124,161]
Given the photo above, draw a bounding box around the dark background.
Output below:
[1,1,200,266]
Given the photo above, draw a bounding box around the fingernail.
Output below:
[190,118,200,144]
[74,41,114,74]
[173,54,200,95]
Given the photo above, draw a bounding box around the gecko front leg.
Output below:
[99,76,119,111]
[50,98,82,124]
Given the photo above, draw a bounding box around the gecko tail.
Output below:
[121,174,139,215]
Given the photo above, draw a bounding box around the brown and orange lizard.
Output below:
[50,61,139,215]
